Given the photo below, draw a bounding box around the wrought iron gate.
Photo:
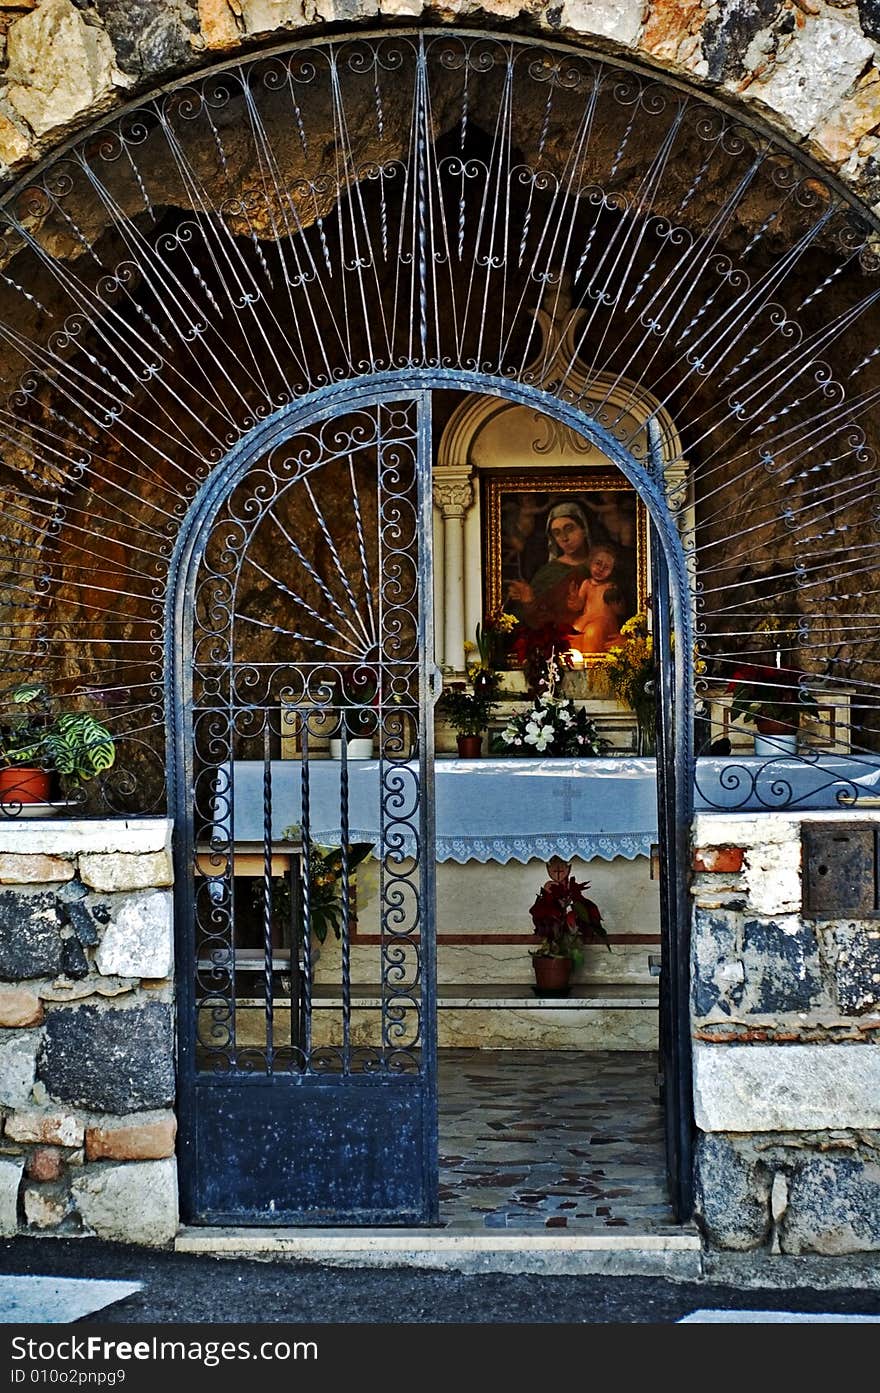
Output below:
[172,391,438,1224]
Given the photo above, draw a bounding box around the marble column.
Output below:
[432,468,474,674]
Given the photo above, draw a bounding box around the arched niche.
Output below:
[433,287,689,673]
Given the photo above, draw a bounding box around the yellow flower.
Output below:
[463,640,477,655]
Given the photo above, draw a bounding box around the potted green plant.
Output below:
[437,673,499,757]
[0,682,116,810]
[529,855,608,995]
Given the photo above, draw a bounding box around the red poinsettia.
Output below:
[529,855,608,962]
[726,663,816,729]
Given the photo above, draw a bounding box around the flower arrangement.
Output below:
[491,654,607,756]
[592,612,655,747]
[727,663,817,732]
[282,826,375,943]
[529,855,608,961]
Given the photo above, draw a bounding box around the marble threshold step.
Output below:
[175,1223,701,1277]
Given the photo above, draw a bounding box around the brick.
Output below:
[25,1147,63,1182]
[0,986,43,1028]
[85,1113,176,1162]
[694,847,745,874]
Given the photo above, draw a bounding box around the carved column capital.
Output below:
[432,468,474,519]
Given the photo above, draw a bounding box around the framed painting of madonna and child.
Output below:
[482,469,649,658]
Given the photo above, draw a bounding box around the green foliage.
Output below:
[437,675,499,736]
[0,683,115,784]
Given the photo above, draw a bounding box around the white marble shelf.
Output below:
[228,982,659,1010]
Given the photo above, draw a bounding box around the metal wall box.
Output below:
[802,823,880,919]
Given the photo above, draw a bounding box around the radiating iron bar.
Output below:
[328,53,382,370]
[348,455,379,648]
[260,504,370,645]
[416,37,429,363]
[562,93,688,378]
[240,551,356,647]
[0,206,248,454]
[574,103,693,397]
[153,106,295,403]
[234,613,368,654]
[262,726,275,1075]
[510,75,603,377]
[237,71,342,382]
[302,476,374,648]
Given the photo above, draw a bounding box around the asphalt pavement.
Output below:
[2,1237,880,1325]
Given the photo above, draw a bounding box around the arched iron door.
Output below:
[172,392,438,1225]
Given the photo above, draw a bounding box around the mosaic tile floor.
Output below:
[438,1049,681,1233]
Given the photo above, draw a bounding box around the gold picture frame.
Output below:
[483,470,648,659]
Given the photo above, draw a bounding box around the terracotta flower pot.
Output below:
[0,767,52,805]
[456,734,483,758]
[532,954,572,995]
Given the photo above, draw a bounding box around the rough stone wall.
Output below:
[0,818,178,1246]
[691,810,880,1253]
[2,1,880,207]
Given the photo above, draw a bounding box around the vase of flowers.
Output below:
[727,663,817,756]
[593,613,656,755]
[529,855,608,994]
[491,652,606,757]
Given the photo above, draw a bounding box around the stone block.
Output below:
[691,907,743,1017]
[741,917,822,1013]
[693,1043,880,1131]
[0,1029,41,1108]
[749,16,873,136]
[0,891,62,979]
[832,925,880,1014]
[782,1153,880,1255]
[79,852,173,893]
[85,1111,176,1161]
[37,1002,174,1113]
[63,897,109,947]
[0,1155,24,1236]
[743,841,801,916]
[692,812,799,851]
[71,1158,178,1245]
[4,1110,84,1147]
[0,109,31,168]
[0,819,171,857]
[94,892,173,980]
[92,0,196,80]
[198,0,241,48]
[23,1183,70,1230]
[0,986,43,1028]
[0,854,73,884]
[693,1132,771,1250]
[26,1147,63,1182]
[5,0,125,138]
[558,0,643,47]
[60,937,89,980]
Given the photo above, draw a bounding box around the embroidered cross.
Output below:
[551,778,582,824]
